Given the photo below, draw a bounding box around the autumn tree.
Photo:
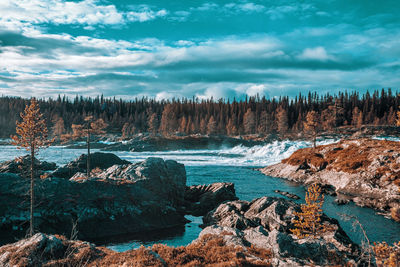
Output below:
[160,104,178,136]
[51,115,65,141]
[373,241,400,267]
[291,184,327,239]
[304,111,320,148]
[396,106,400,127]
[276,107,289,135]
[65,116,108,177]
[352,107,363,128]
[148,113,159,135]
[243,108,256,134]
[207,116,218,135]
[11,98,53,237]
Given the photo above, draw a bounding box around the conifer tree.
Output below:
[291,184,327,239]
[65,116,107,177]
[304,111,320,148]
[243,108,256,134]
[11,98,53,236]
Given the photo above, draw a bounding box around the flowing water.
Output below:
[0,139,399,251]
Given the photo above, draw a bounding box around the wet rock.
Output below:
[335,197,350,205]
[184,182,238,216]
[273,190,300,200]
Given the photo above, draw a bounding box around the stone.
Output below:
[184,182,238,216]
[52,152,130,178]
[0,157,187,244]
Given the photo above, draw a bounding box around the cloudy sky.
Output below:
[0,0,399,100]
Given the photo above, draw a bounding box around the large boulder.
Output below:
[0,155,56,175]
[52,152,130,178]
[0,158,187,245]
[200,197,364,266]
[184,182,238,216]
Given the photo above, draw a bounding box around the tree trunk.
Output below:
[87,128,91,178]
[30,147,35,237]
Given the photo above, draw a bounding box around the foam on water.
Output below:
[0,139,338,167]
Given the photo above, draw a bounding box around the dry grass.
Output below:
[282,138,400,176]
[151,234,272,267]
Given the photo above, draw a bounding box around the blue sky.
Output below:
[0,0,399,100]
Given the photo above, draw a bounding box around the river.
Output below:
[0,139,399,251]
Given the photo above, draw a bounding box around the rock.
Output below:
[335,196,350,205]
[391,205,400,222]
[200,197,363,266]
[0,231,272,266]
[273,190,300,200]
[52,152,130,178]
[0,155,56,175]
[184,182,238,216]
[0,233,103,267]
[261,138,400,217]
[0,158,187,245]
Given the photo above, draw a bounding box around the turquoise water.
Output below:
[0,141,399,251]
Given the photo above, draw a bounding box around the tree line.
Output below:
[1,89,399,138]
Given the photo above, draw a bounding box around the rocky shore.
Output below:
[0,154,235,245]
[261,138,400,221]
[0,196,367,266]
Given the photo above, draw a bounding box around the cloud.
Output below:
[0,0,169,33]
[298,47,332,61]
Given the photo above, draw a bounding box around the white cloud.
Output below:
[298,47,332,61]
[155,91,175,101]
[0,0,169,33]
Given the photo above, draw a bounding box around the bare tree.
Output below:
[11,98,53,236]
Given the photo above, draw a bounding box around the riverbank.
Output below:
[0,195,366,266]
[261,138,400,222]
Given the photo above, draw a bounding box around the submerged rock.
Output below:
[0,157,187,244]
[184,182,238,216]
[200,197,364,266]
[273,190,300,200]
[52,152,130,178]
[261,138,400,220]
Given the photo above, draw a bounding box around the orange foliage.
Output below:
[291,184,329,239]
[373,241,400,267]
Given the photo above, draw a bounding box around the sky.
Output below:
[0,0,399,100]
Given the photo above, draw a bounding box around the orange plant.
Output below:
[291,183,328,239]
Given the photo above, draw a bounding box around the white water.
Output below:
[0,139,338,168]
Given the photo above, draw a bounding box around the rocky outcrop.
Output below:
[261,138,400,220]
[0,232,272,267]
[52,152,130,178]
[184,182,238,216]
[0,155,56,175]
[0,233,103,267]
[200,197,364,266]
[0,157,187,245]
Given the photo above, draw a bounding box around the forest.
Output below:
[0,89,399,138]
